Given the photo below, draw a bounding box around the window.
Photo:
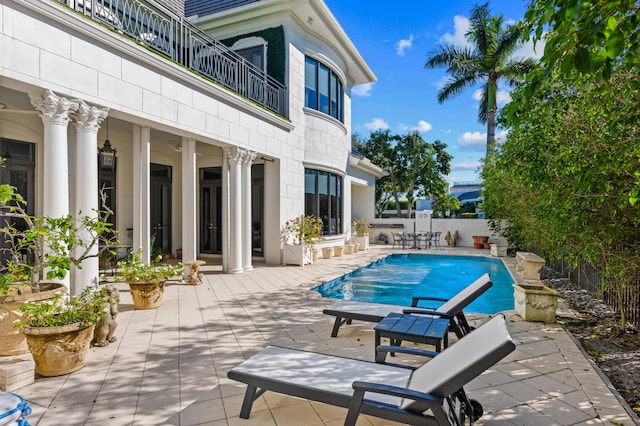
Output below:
[304,56,344,121]
[305,168,342,235]
[236,46,265,71]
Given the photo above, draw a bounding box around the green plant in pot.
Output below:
[0,183,116,356]
[117,249,183,309]
[352,219,370,251]
[14,285,118,377]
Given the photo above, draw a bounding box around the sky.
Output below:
[323,0,542,185]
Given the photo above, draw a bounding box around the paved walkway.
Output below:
[12,246,639,425]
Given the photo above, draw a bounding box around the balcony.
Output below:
[64,0,287,117]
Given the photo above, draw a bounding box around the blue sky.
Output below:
[324,0,541,184]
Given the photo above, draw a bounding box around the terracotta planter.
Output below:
[0,283,67,356]
[128,280,166,309]
[22,322,95,377]
[321,247,333,259]
[513,283,559,322]
[472,236,489,250]
[333,246,344,257]
[344,244,354,254]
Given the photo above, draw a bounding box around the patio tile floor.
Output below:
[10,245,639,425]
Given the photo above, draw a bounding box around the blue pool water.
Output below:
[314,254,515,314]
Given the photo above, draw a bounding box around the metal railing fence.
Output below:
[548,256,640,328]
[66,0,287,117]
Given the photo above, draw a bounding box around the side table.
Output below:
[374,313,449,360]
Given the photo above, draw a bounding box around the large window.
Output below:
[304,56,344,121]
[305,169,342,236]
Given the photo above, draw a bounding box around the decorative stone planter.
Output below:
[353,243,360,253]
[344,244,354,254]
[513,283,559,322]
[128,280,167,309]
[283,244,312,266]
[22,322,95,377]
[333,246,344,257]
[353,234,369,251]
[490,244,508,257]
[321,247,333,259]
[0,283,67,356]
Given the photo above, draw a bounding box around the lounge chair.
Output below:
[227,314,515,425]
[323,273,492,338]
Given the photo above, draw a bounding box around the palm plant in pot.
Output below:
[352,219,370,251]
[281,215,323,266]
[0,183,116,356]
[117,249,183,309]
[14,285,117,377]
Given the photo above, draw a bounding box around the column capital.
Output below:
[72,101,109,133]
[29,90,78,126]
[223,146,244,163]
[242,150,257,165]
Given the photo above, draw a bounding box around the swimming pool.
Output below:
[313,254,515,314]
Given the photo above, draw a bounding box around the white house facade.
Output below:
[0,0,383,293]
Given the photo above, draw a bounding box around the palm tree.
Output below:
[425,2,537,156]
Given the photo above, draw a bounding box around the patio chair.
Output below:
[323,273,492,337]
[419,232,433,249]
[392,232,408,249]
[227,314,515,426]
[432,232,442,249]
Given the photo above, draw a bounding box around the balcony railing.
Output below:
[66,0,287,117]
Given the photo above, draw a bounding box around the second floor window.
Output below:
[305,56,344,122]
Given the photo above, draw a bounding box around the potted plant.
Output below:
[14,285,117,377]
[0,184,116,356]
[281,215,323,266]
[117,249,183,309]
[352,219,370,251]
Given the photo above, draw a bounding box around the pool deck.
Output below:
[9,245,639,425]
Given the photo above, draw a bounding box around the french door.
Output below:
[150,163,172,255]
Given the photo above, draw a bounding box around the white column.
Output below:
[133,125,151,263]
[242,150,257,271]
[29,90,78,290]
[29,90,77,219]
[181,137,197,265]
[71,101,108,294]
[223,147,243,274]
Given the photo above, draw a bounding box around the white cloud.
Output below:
[365,118,390,131]
[352,82,374,97]
[412,120,433,133]
[450,161,482,171]
[396,34,414,56]
[514,39,545,60]
[459,131,486,149]
[440,15,471,48]
[458,129,509,149]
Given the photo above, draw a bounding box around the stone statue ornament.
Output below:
[92,284,120,347]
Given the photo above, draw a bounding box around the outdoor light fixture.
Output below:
[99,118,116,171]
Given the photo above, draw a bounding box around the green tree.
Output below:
[432,194,461,218]
[355,131,452,218]
[482,69,640,326]
[425,2,538,156]
[523,0,639,81]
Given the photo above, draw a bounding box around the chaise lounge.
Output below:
[323,273,492,338]
[228,313,515,425]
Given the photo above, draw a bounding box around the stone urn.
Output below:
[127,280,167,309]
[0,283,67,356]
[513,283,559,322]
[22,322,95,377]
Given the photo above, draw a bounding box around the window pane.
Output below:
[330,73,338,118]
[318,64,330,114]
[304,169,317,217]
[305,57,317,109]
[318,171,329,234]
[236,46,264,70]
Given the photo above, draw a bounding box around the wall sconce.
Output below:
[99,118,117,171]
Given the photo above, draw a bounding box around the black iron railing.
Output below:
[67,0,287,117]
